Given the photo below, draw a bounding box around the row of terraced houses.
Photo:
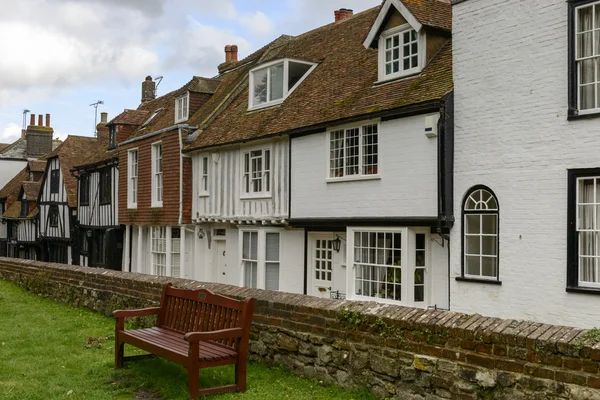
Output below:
[2,0,600,328]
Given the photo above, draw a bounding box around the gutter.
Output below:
[118,124,197,147]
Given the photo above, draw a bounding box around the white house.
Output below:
[187,0,454,309]
[451,0,600,327]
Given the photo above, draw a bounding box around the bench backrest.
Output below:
[157,284,254,349]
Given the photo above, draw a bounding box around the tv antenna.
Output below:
[154,76,163,97]
[89,100,104,136]
[22,109,30,130]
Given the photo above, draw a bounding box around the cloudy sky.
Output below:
[0,0,381,143]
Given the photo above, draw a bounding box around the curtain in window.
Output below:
[577,6,597,110]
[579,179,596,282]
[265,232,280,291]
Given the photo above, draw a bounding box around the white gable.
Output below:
[363,0,422,49]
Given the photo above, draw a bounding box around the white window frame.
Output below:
[199,155,209,197]
[151,142,163,208]
[377,24,425,82]
[239,229,281,290]
[575,176,600,288]
[175,92,189,123]
[575,2,600,114]
[127,148,138,209]
[347,227,429,307]
[240,145,272,199]
[151,226,167,276]
[248,58,317,111]
[326,121,381,183]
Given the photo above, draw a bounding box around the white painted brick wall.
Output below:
[291,116,439,218]
[451,0,600,328]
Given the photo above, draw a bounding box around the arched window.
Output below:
[462,186,499,281]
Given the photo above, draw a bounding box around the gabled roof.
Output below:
[3,199,38,219]
[44,135,98,207]
[186,4,452,151]
[364,0,451,48]
[22,181,41,200]
[107,109,150,126]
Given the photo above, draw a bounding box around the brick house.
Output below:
[450,0,600,327]
[184,0,454,308]
[117,76,220,278]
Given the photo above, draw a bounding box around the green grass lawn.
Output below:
[0,280,375,400]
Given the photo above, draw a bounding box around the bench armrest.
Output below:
[184,328,244,343]
[112,307,162,319]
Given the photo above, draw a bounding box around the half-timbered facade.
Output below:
[118,76,219,278]
[38,136,98,264]
[0,168,29,257]
[185,0,454,309]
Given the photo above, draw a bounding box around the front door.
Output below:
[214,240,228,284]
[309,233,346,298]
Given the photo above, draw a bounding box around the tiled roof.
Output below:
[23,181,41,200]
[0,135,61,159]
[3,199,38,219]
[0,143,9,152]
[46,135,99,207]
[0,169,28,200]
[403,0,452,31]
[28,160,46,173]
[108,109,150,126]
[186,4,452,151]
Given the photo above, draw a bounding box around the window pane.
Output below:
[269,64,284,101]
[580,257,596,282]
[242,232,250,259]
[250,232,258,259]
[581,59,595,84]
[265,263,280,291]
[578,32,593,59]
[465,215,481,234]
[288,62,312,89]
[482,215,497,235]
[481,257,496,277]
[466,235,480,255]
[253,68,268,105]
[466,256,480,276]
[244,261,257,288]
[579,205,595,230]
[581,84,596,110]
[578,6,593,32]
[266,233,280,261]
[481,236,497,256]
[580,231,596,256]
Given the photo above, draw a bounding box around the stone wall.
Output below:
[1,258,599,400]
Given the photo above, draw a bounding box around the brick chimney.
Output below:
[141,76,156,103]
[231,45,238,62]
[224,45,232,62]
[25,113,54,157]
[335,8,353,22]
[96,112,109,144]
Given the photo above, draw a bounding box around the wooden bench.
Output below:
[112,283,255,399]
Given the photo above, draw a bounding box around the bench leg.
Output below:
[187,367,199,399]
[235,361,247,392]
[115,338,124,369]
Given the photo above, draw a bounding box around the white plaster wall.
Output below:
[291,116,438,218]
[451,0,600,327]
[0,160,27,189]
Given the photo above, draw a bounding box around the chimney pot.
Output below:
[45,114,50,127]
[145,75,152,81]
[346,9,353,17]
[231,45,238,62]
[225,45,232,62]
[38,114,43,126]
[100,112,108,124]
[334,10,341,22]
[30,114,35,126]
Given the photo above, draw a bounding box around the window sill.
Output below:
[247,100,284,112]
[198,193,209,198]
[174,117,188,124]
[99,202,111,206]
[567,110,600,121]
[375,69,422,86]
[566,286,600,295]
[151,203,163,209]
[127,205,137,210]
[455,277,502,285]
[327,175,381,184]
[240,194,272,200]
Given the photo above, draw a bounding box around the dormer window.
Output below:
[175,93,189,123]
[378,25,423,81]
[249,59,316,110]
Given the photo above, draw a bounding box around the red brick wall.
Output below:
[118,128,182,226]
[181,156,192,224]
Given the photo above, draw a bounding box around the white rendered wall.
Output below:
[0,160,27,189]
[291,116,438,219]
[451,0,600,327]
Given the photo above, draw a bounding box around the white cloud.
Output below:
[52,129,71,142]
[239,11,275,37]
[1,123,21,144]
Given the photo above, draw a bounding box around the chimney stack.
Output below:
[231,45,238,62]
[100,112,108,124]
[25,112,53,157]
[21,129,26,139]
[141,75,156,103]
[335,8,353,22]
[225,45,232,62]
[96,112,109,145]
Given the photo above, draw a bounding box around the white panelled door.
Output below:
[309,233,346,298]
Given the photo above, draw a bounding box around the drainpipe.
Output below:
[178,127,183,226]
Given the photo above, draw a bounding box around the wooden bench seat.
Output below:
[112,283,255,399]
